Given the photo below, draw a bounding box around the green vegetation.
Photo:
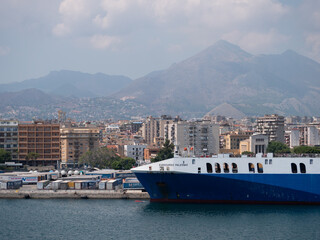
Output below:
[152,140,174,162]
[0,149,12,163]
[293,146,320,154]
[25,152,40,166]
[267,141,291,154]
[79,147,136,170]
[241,151,255,156]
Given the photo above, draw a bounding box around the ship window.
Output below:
[192,159,195,164]
[232,163,238,173]
[248,163,255,173]
[265,159,268,165]
[291,163,297,173]
[269,159,272,164]
[257,163,263,173]
[198,167,201,174]
[223,163,229,173]
[300,163,306,173]
[206,163,213,173]
[215,163,221,173]
[310,159,313,165]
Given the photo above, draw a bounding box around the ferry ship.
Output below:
[131,153,320,204]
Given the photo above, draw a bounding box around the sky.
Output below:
[0,0,320,84]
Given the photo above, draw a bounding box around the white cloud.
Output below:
[306,33,320,62]
[90,34,120,49]
[52,23,70,36]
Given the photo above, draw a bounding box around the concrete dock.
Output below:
[0,185,150,199]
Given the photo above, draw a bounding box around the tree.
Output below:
[267,141,290,154]
[293,146,320,154]
[152,139,174,162]
[111,157,136,170]
[26,152,39,166]
[241,151,254,156]
[0,149,11,163]
[79,147,118,168]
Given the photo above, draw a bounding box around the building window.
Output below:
[300,163,306,173]
[223,163,229,173]
[206,163,213,173]
[215,163,221,173]
[232,163,238,173]
[248,163,255,173]
[291,163,297,173]
[257,163,263,173]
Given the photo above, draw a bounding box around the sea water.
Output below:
[0,199,320,240]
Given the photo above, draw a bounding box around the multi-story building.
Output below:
[173,121,219,157]
[299,126,320,146]
[255,114,285,143]
[141,116,160,145]
[289,129,300,148]
[18,121,60,166]
[223,131,251,150]
[0,120,19,161]
[124,144,147,161]
[60,127,100,167]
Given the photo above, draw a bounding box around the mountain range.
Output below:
[0,70,132,98]
[1,40,320,120]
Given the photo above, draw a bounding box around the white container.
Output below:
[99,180,107,190]
[52,180,63,190]
[37,180,50,190]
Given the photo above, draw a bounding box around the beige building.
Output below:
[224,131,251,150]
[60,127,100,167]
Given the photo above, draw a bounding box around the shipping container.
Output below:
[52,180,63,190]
[99,180,107,190]
[68,181,75,189]
[0,180,22,190]
[106,178,122,190]
[115,171,135,179]
[37,180,50,190]
[60,181,69,190]
[123,178,144,190]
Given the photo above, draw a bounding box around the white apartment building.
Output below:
[124,144,147,161]
[171,121,219,157]
[255,114,285,143]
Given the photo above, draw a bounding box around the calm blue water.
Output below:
[1,199,320,240]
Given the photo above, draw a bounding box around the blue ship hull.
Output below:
[134,172,320,204]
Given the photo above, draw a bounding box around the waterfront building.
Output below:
[0,120,19,161]
[255,114,285,143]
[60,126,100,167]
[18,121,60,166]
[224,131,252,151]
[290,129,300,148]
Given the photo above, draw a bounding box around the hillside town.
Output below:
[1,112,320,169]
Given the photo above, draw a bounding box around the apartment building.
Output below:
[60,127,100,167]
[174,121,219,157]
[18,121,60,166]
[255,114,285,143]
[0,120,19,161]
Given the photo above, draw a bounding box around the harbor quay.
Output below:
[0,186,150,199]
[0,169,150,199]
